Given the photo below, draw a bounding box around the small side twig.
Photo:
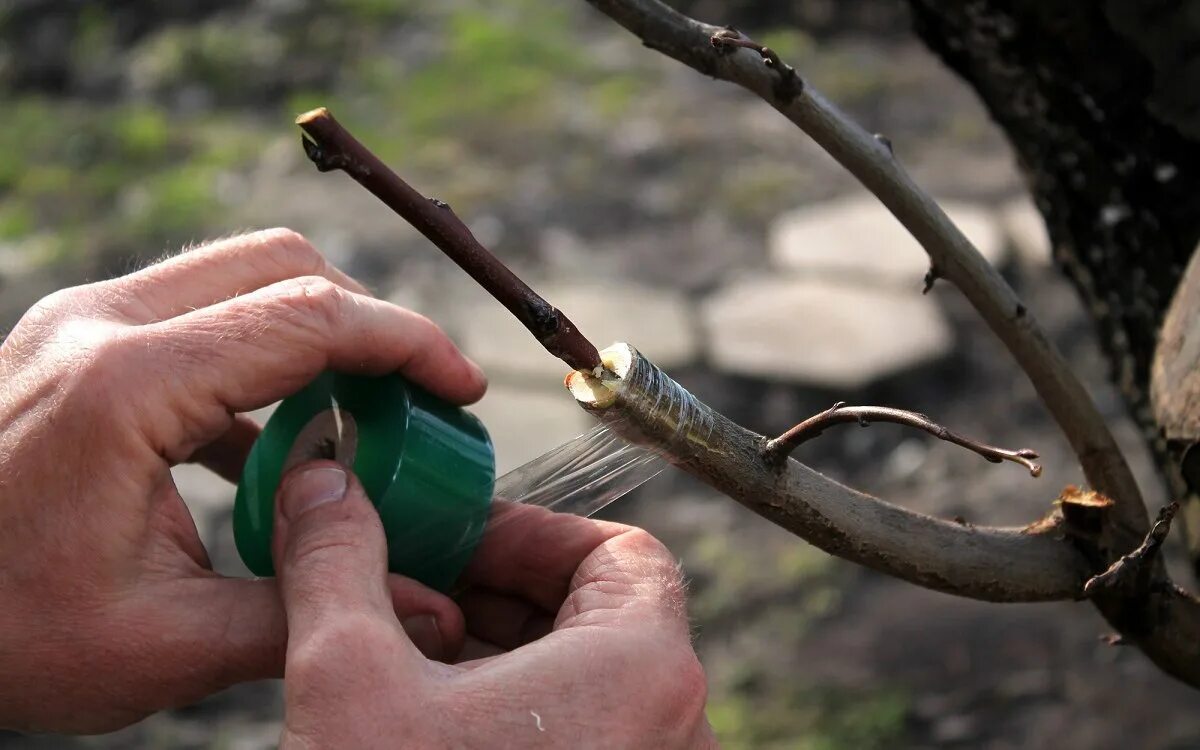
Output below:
[761,401,1043,476]
[922,265,940,295]
[1083,502,1180,598]
[295,107,603,374]
[709,28,803,100]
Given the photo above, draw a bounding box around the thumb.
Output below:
[272,461,457,659]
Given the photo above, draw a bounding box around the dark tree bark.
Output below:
[905,0,1200,569]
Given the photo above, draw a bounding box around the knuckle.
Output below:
[22,286,91,326]
[254,227,325,277]
[284,513,384,570]
[273,275,345,327]
[655,648,708,728]
[288,613,392,681]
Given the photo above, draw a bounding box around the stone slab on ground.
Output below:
[701,275,953,389]
[456,280,699,383]
[1001,196,1053,268]
[768,194,1007,286]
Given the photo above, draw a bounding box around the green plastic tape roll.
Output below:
[233,372,495,592]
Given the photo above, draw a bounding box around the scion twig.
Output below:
[295,107,603,373]
[761,401,1043,476]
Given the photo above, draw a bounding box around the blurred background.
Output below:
[2,1,1199,747]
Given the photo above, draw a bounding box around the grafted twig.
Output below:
[1084,502,1180,597]
[762,401,1043,477]
[295,107,602,373]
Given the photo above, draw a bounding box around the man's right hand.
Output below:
[274,461,715,749]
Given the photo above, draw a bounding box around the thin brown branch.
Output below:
[762,401,1043,477]
[566,344,1089,602]
[295,107,602,373]
[1084,502,1180,597]
[584,0,1146,537]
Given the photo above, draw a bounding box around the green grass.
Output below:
[709,685,911,750]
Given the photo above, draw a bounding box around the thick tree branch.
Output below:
[583,0,1147,541]
[566,344,1200,686]
[295,107,603,373]
[567,344,1089,602]
[763,401,1043,477]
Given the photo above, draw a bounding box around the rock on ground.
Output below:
[1001,195,1053,268]
[701,275,953,389]
[768,194,1007,286]
[457,280,699,383]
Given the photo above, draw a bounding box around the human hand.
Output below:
[0,229,485,733]
[273,461,714,749]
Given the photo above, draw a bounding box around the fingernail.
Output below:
[281,467,347,520]
[402,614,444,660]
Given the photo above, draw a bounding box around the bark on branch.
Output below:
[1084,502,1180,598]
[581,0,1200,688]
[295,108,603,373]
[583,0,1146,538]
[567,344,1089,602]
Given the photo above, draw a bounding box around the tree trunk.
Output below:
[905,0,1200,569]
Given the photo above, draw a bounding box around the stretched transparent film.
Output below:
[492,424,666,518]
[428,346,718,569]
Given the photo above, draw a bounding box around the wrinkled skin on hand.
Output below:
[0,229,486,732]
[0,228,714,746]
[273,462,715,749]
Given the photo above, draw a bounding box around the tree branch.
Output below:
[582,0,1147,540]
[295,107,603,373]
[762,401,1043,477]
[566,344,1200,685]
[578,0,1200,688]
[567,344,1088,602]
[1084,502,1180,597]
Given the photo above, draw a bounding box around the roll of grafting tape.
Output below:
[233,372,495,592]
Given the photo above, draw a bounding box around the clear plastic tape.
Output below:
[595,345,716,462]
[434,346,718,569]
[492,424,666,516]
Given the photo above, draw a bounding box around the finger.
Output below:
[556,527,689,636]
[388,575,465,662]
[458,502,631,612]
[186,415,261,483]
[272,462,454,665]
[145,274,485,416]
[109,229,370,322]
[456,588,554,650]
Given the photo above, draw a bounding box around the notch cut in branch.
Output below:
[295,107,603,374]
[762,401,1043,477]
[1084,502,1180,598]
